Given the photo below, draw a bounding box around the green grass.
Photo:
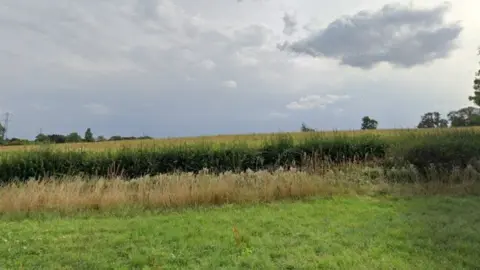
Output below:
[2,196,480,269]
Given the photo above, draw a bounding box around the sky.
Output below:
[0,0,479,139]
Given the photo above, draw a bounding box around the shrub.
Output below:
[391,129,480,174]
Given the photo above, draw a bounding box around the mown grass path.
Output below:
[1,196,479,269]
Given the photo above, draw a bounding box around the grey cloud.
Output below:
[279,2,463,69]
[0,0,474,139]
[282,12,297,36]
[0,0,297,139]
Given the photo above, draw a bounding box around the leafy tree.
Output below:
[66,132,83,143]
[447,106,480,127]
[84,128,94,142]
[47,134,66,144]
[361,116,378,130]
[300,122,315,132]
[417,112,448,128]
[96,135,106,142]
[35,133,49,143]
[109,135,123,141]
[7,137,29,146]
[468,47,480,106]
[0,123,5,143]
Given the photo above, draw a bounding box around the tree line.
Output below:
[0,127,152,146]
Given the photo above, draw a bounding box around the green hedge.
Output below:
[388,129,480,174]
[0,134,387,182]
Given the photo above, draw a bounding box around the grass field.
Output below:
[1,196,480,269]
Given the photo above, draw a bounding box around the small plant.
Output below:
[232,226,253,257]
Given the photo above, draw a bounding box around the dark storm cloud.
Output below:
[279,2,463,69]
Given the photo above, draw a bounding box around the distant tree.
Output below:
[361,116,378,130]
[84,128,94,142]
[468,47,480,106]
[35,133,49,143]
[300,122,315,132]
[66,132,83,143]
[417,112,449,128]
[447,107,480,127]
[47,134,66,144]
[109,135,123,141]
[96,135,106,142]
[7,137,29,146]
[0,123,5,143]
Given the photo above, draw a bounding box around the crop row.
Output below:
[1,129,480,182]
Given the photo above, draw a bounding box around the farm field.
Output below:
[2,127,480,152]
[1,196,480,269]
[1,140,480,269]
[2,127,480,182]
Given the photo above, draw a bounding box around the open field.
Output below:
[1,196,480,269]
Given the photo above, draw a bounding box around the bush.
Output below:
[390,129,480,174]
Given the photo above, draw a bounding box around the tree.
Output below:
[447,107,480,127]
[300,122,315,132]
[66,132,83,143]
[468,47,480,106]
[96,135,106,142]
[84,128,94,142]
[0,123,5,143]
[35,133,49,143]
[47,134,66,144]
[109,135,123,141]
[361,116,378,130]
[417,112,448,128]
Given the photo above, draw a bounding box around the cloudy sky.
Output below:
[0,0,479,139]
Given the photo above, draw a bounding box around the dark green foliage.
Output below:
[300,123,315,132]
[468,47,480,106]
[417,112,448,128]
[447,107,480,127]
[66,132,83,143]
[389,130,480,175]
[47,134,67,144]
[35,133,49,143]
[0,123,5,143]
[0,134,387,182]
[361,116,378,130]
[84,128,94,142]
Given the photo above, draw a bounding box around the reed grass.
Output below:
[2,164,480,214]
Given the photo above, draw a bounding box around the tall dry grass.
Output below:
[2,165,480,214]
